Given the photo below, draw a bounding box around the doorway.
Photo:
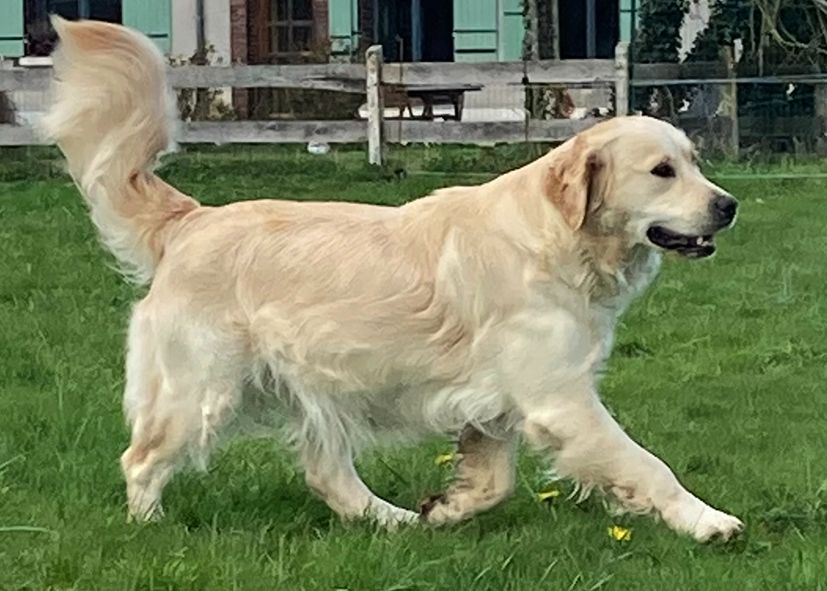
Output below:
[376,0,454,62]
[420,0,453,61]
[558,0,619,59]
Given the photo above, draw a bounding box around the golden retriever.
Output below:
[42,17,742,541]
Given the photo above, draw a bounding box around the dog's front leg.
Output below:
[520,388,743,542]
[420,424,517,524]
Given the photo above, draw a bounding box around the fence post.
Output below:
[722,46,739,158]
[614,42,630,117]
[366,45,384,165]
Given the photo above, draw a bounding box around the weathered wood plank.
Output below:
[2,60,615,93]
[0,121,368,146]
[1,61,614,93]
[383,60,616,86]
[366,46,384,165]
[383,119,597,144]
[0,64,366,93]
[168,64,366,92]
[0,68,51,92]
[614,42,630,116]
[0,125,43,145]
[179,120,366,143]
[0,118,598,147]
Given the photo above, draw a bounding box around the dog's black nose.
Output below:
[711,194,738,227]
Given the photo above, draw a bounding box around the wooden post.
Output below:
[722,46,739,158]
[366,45,384,165]
[614,42,630,117]
[526,0,540,60]
[815,84,827,146]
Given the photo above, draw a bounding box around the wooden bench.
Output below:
[383,83,483,120]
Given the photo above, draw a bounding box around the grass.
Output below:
[2,144,827,590]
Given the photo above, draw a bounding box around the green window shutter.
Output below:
[500,0,524,61]
[0,0,25,57]
[619,0,631,42]
[122,0,171,53]
[453,0,497,62]
[329,0,355,58]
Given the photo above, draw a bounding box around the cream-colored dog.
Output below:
[43,18,742,541]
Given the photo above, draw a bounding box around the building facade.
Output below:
[0,1,640,65]
[0,1,237,63]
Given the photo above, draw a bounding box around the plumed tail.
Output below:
[41,17,198,284]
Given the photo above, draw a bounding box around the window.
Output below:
[25,0,122,56]
[268,0,314,59]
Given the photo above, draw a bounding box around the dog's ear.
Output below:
[545,138,603,231]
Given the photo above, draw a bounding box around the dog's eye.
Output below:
[651,163,676,178]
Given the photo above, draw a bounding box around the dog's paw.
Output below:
[662,497,743,542]
[419,493,449,524]
[419,493,471,526]
[688,508,744,542]
[127,502,164,524]
[366,501,419,530]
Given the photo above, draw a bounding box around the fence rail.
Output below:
[0,59,619,94]
[384,59,617,86]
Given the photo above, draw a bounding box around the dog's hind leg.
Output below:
[301,443,418,528]
[120,302,243,521]
[419,425,517,524]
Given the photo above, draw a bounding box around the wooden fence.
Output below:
[1,42,825,159]
[0,44,627,159]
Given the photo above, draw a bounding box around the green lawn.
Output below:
[2,146,827,590]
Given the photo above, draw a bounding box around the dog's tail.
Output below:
[41,17,199,284]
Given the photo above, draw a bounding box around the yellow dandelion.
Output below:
[434,452,454,466]
[536,487,562,503]
[608,525,632,542]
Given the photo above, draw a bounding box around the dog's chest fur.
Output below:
[587,246,662,362]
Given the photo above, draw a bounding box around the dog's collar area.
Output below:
[646,225,716,258]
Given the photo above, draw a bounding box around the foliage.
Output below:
[687,0,754,61]
[686,1,820,124]
[633,0,689,63]
[632,0,689,116]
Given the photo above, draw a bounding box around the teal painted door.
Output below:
[453,0,497,62]
[0,0,25,57]
[329,0,357,58]
[453,0,525,62]
[500,0,524,60]
[122,0,171,53]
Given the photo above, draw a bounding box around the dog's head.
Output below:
[546,116,737,258]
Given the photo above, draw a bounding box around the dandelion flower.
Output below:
[536,488,562,503]
[608,525,632,542]
[434,452,454,466]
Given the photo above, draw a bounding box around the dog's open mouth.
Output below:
[646,226,715,258]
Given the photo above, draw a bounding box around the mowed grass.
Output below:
[2,146,827,590]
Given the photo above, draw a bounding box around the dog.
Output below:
[42,18,742,542]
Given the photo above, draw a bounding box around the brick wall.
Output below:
[312,0,329,52]
[230,0,249,115]
[229,0,334,116]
